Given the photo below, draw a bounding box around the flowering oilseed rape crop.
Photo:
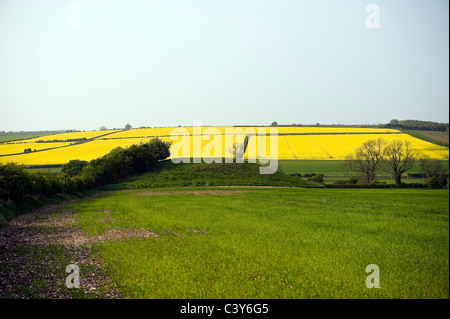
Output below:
[0,127,447,165]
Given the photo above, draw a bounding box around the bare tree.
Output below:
[382,139,416,187]
[344,138,386,183]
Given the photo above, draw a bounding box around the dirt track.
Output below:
[0,198,123,299]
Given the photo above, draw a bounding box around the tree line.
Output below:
[381,119,449,131]
[344,138,448,188]
[0,138,171,204]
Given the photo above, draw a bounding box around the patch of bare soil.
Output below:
[0,195,150,299]
[137,190,249,196]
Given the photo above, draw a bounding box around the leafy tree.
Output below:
[125,123,132,130]
[148,137,172,161]
[389,119,399,126]
[271,122,278,127]
[100,126,108,131]
[381,119,448,131]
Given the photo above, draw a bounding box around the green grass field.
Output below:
[0,133,55,143]
[411,130,449,145]
[279,160,449,175]
[1,161,448,299]
[102,160,316,190]
[47,187,448,299]
[279,160,450,184]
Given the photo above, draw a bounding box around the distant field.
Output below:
[0,142,71,155]
[279,160,450,175]
[6,187,447,298]
[411,130,449,145]
[0,133,55,143]
[0,127,448,165]
[23,129,120,142]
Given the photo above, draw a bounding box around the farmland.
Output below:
[0,133,55,143]
[410,130,449,145]
[0,127,448,166]
[1,184,448,299]
[1,0,448,307]
[0,127,449,300]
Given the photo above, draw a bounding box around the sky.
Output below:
[0,0,448,131]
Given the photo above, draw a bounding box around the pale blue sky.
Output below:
[0,0,448,131]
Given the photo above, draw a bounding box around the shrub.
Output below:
[426,174,448,189]
[307,173,324,183]
[61,160,89,177]
[332,176,359,185]
[0,163,32,201]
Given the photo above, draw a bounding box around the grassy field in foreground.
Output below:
[59,187,449,298]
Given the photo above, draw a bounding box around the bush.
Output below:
[307,173,324,183]
[61,160,89,177]
[407,173,424,178]
[72,176,87,191]
[426,174,448,189]
[0,163,32,202]
[370,179,387,186]
[332,176,359,185]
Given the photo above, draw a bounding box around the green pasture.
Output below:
[54,187,449,299]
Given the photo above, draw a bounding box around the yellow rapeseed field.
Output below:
[0,142,72,155]
[104,126,396,139]
[0,138,164,165]
[0,127,447,165]
[278,134,448,160]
